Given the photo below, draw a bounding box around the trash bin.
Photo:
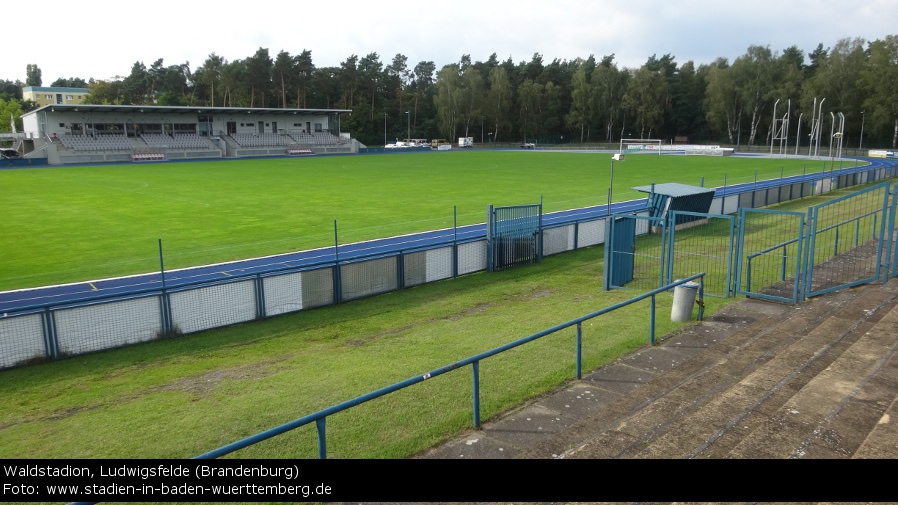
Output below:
[671,280,699,322]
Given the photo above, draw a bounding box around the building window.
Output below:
[45,94,52,99]
[66,95,73,100]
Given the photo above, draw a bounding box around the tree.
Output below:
[194,53,225,106]
[458,66,485,138]
[567,67,590,142]
[411,60,436,124]
[0,98,25,133]
[122,61,149,104]
[25,64,42,87]
[0,79,23,101]
[83,79,125,105]
[542,81,562,138]
[337,55,359,109]
[433,64,461,140]
[51,77,88,88]
[731,45,777,145]
[806,43,829,79]
[591,55,627,142]
[622,66,669,138]
[860,35,898,147]
[294,50,315,108]
[357,52,384,127]
[385,53,410,124]
[273,50,295,108]
[704,58,741,144]
[220,59,249,107]
[245,48,274,107]
[485,66,513,142]
[668,60,708,140]
[802,37,868,141]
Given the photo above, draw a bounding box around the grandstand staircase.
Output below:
[418,278,898,460]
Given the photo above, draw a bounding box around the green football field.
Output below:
[0,151,827,291]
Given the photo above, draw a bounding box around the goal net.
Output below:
[620,138,662,155]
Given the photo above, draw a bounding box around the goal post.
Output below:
[620,138,663,155]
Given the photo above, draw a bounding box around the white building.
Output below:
[19,104,355,165]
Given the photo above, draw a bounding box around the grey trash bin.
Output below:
[671,280,699,322]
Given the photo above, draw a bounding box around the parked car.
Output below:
[520,142,535,149]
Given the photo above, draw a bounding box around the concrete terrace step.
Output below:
[414,278,898,460]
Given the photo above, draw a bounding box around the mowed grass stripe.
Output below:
[0,152,823,290]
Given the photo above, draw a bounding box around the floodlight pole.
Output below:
[609,158,614,216]
[859,110,865,150]
[831,131,842,176]
[405,111,410,141]
[609,153,625,216]
[383,112,387,146]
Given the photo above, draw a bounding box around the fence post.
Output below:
[649,294,656,345]
[316,418,327,459]
[158,238,173,336]
[472,360,481,429]
[254,275,266,320]
[801,207,814,301]
[42,307,58,360]
[452,206,458,278]
[333,220,342,304]
[576,322,582,379]
[887,186,898,280]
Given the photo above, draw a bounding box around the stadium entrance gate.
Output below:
[603,210,734,298]
[736,182,890,302]
[487,204,542,272]
[602,213,665,291]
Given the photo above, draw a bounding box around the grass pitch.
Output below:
[0,151,826,291]
[0,158,879,460]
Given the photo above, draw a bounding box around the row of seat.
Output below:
[140,133,211,149]
[58,134,133,151]
[291,132,341,146]
[232,133,288,147]
[231,132,342,148]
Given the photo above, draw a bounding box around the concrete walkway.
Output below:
[413,278,898,460]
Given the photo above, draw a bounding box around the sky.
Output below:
[5,0,897,85]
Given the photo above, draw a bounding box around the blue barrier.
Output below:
[192,273,705,460]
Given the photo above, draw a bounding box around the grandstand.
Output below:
[20,104,356,165]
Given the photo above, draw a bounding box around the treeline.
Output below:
[3,34,898,148]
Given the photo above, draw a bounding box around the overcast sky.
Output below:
[6,0,897,84]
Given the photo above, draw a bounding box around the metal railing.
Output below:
[192,273,705,460]
[3,160,895,371]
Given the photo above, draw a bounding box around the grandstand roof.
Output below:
[28,104,352,116]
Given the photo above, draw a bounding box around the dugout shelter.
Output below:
[19,104,355,165]
[633,182,715,229]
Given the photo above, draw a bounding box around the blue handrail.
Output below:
[192,273,705,460]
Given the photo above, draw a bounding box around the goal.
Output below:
[619,138,662,155]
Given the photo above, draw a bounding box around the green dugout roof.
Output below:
[632,182,715,222]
